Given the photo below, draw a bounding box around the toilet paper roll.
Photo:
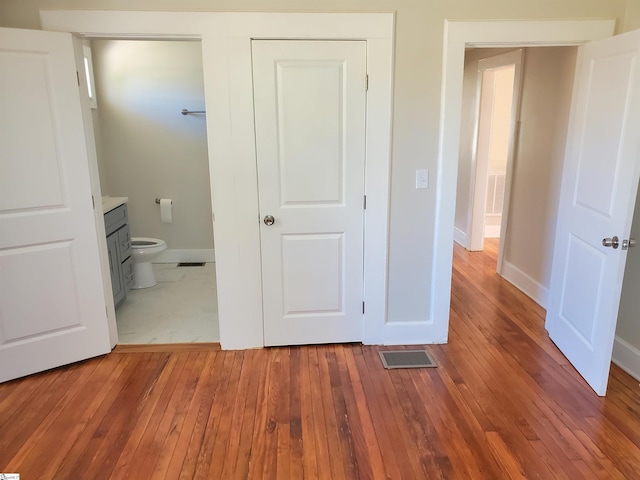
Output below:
[160,198,173,223]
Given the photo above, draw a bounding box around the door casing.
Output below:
[467,49,523,280]
[41,11,395,349]
[434,19,616,343]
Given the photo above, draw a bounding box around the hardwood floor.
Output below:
[2,241,640,479]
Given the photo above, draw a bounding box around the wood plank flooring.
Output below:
[2,240,640,479]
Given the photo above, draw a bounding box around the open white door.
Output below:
[0,28,111,382]
[252,40,367,346]
[545,29,640,395]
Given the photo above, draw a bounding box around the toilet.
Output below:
[131,237,167,289]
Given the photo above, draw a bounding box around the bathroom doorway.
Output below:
[88,39,219,343]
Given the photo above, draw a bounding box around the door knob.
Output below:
[622,238,637,250]
[263,215,275,226]
[602,236,619,249]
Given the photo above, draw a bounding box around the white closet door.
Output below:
[252,40,367,346]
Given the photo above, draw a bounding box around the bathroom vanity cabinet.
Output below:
[104,201,134,307]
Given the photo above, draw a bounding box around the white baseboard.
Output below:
[484,224,501,238]
[612,336,640,382]
[501,261,549,308]
[454,227,468,248]
[154,248,215,264]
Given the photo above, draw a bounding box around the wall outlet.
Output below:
[416,169,429,189]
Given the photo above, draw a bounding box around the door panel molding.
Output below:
[0,27,111,382]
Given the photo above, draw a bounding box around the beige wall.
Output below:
[0,0,634,324]
[489,67,515,174]
[92,39,214,251]
[625,0,640,31]
[506,47,577,289]
[616,188,640,350]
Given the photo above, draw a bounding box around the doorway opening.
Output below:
[466,49,521,273]
[87,38,219,344]
[454,45,578,307]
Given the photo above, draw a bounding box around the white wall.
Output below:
[455,46,577,306]
[0,0,634,337]
[91,40,214,255]
[614,188,640,380]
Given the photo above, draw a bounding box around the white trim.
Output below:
[501,261,548,308]
[432,19,615,345]
[41,10,395,350]
[453,227,468,247]
[495,50,524,275]
[376,321,437,345]
[41,11,393,39]
[612,336,640,382]
[154,249,215,264]
[70,37,118,348]
[483,224,501,238]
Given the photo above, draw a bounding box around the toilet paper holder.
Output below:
[155,198,172,205]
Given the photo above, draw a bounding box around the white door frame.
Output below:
[432,19,615,340]
[41,11,395,349]
[467,49,523,273]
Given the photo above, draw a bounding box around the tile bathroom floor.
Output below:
[116,263,219,344]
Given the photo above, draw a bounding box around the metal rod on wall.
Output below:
[181,108,206,115]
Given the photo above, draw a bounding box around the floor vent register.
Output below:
[379,350,437,369]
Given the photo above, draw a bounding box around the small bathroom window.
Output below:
[82,45,97,109]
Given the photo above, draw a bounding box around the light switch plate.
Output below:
[416,169,429,189]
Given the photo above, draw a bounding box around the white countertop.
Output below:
[102,196,128,214]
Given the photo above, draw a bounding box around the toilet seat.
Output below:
[132,237,165,248]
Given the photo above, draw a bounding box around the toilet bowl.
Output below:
[131,237,167,289]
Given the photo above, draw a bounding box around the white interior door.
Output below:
[0,27,111,382]
[252,40,367,346]
[545,29,640,396]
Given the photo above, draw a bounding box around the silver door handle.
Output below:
[263,215,275,226]
[622,238,637,250]
[602,236,619,249]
